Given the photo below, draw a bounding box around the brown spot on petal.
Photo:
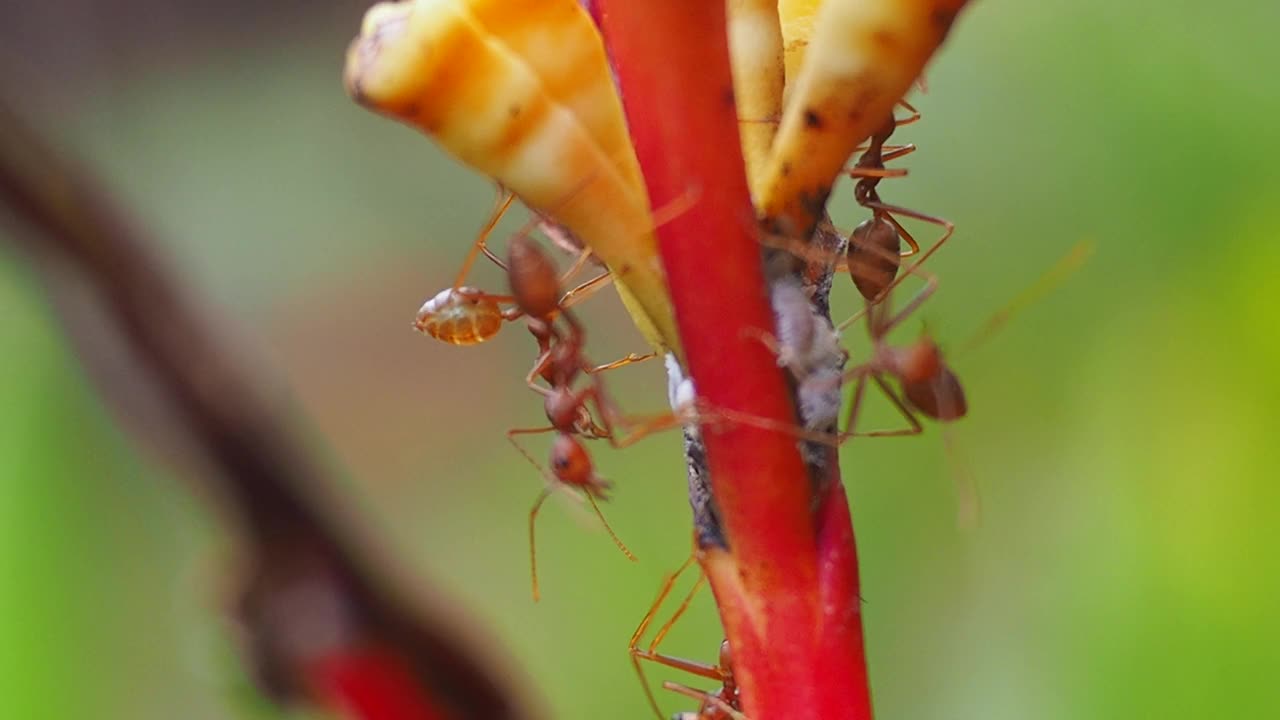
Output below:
[871,29,896,50]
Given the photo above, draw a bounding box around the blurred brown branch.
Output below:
[0,100,530,720]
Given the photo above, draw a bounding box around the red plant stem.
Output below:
[308,646,449,720]
[594,4,869,718]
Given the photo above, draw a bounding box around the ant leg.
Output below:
[506,427,558,481]
[452,189,517,290]
[510,428,633,598]
[943,427,982,530]
[690,401,842,448]
[649,184,703,229]
[556,247,596,287]
[662,682,749,720]
[840,372,924,440]
[629,553,697,651]
[565,366,681,448]
[739,326,796,371]
[878,266,938,335]
[835,257,937,334]
[528,487,552,602]
[508,425,558,602]
[559,270,613,309]
[647,573,708,655]
[958,239,1095,355]
[757,230,839,269]
[630,553,701,720]
[840,370,870,440]
[588,352,657,374]
[603,408,683,449]
[447,286,518,305]
[881,143,918,164]
[861,199,954,298]
[895,99,922,126]
[848,166,909,180]
[582,492,637,562]
[523,351,556,397]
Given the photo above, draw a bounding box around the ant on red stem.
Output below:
[629,553,745,720]
[843,110,955,305]
[837,242,1094,524]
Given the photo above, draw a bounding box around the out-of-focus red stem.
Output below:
[0,100,529,720]
[593,3,869,718]
[309,647,449,720]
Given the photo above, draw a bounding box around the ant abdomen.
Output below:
[848,216,901,302]
[903,366,967,421]
[507,234,563,320]
[414,287,504,346]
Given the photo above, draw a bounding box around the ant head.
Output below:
[550,433,594,488]
[507,234,562,320]
[544,387,580,432]
[903,364,967,422]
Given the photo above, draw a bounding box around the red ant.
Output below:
[629,553,746,720]
[760,101,942,305]
[842,109,954,305]
[497,230,676,601]
[836,242,1094,524]
[413,189,614,346]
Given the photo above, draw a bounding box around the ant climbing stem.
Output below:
[666,681,748,720]
[844,111,955,304]
[830,260,979,520]
[629,552,744,720]
[838,242,1094,526]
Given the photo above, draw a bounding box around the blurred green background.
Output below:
[3,1,1279,718]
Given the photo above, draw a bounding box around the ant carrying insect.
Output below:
[413,188,616,346]
[496,229,679,601]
